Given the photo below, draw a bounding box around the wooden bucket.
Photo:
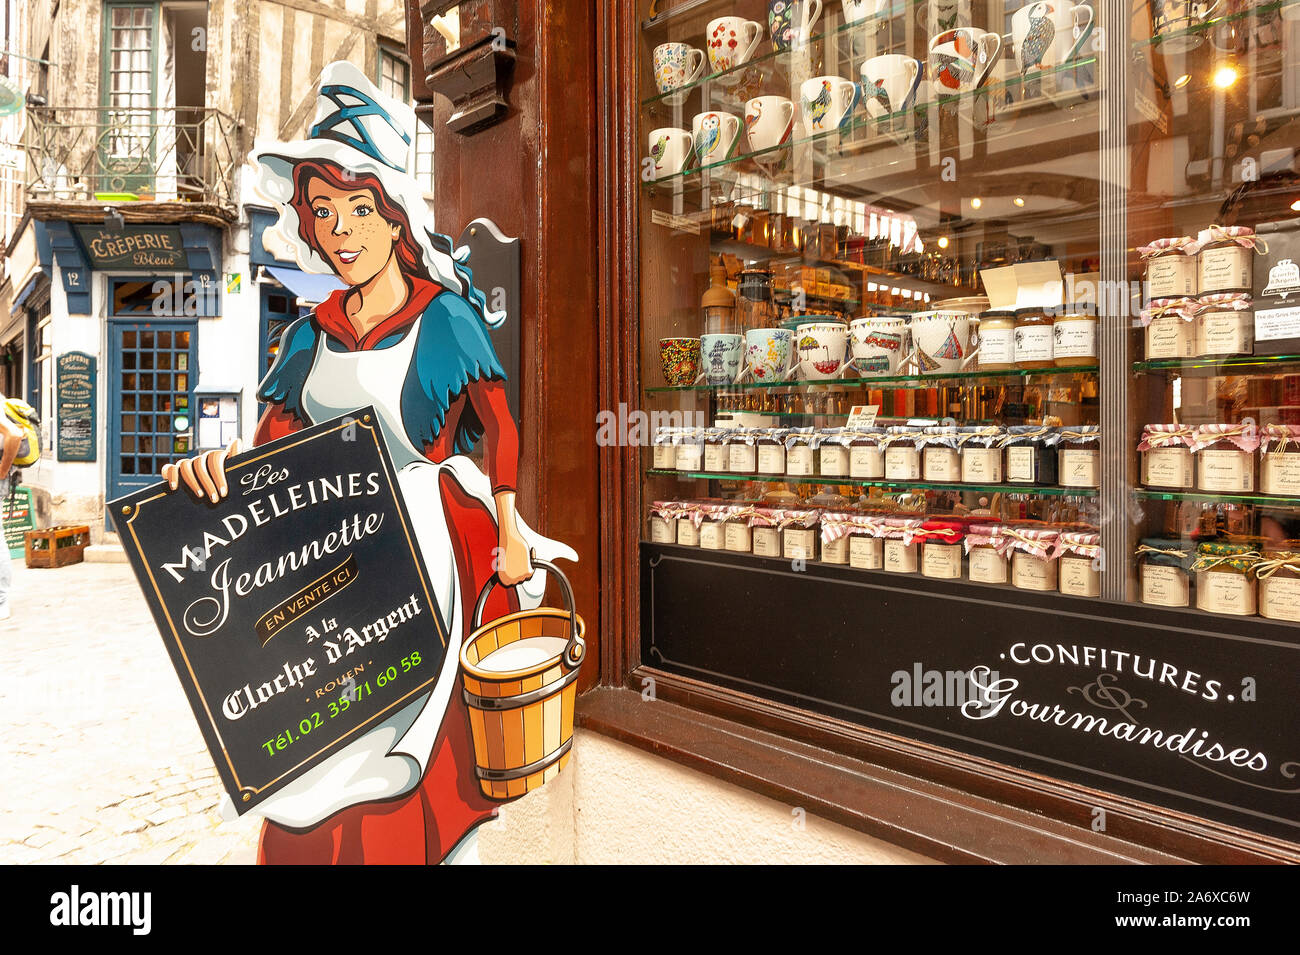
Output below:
[460,559,586,800]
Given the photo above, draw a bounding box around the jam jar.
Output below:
[919,521,964,579]
[965,525,1009,584]
[1138,424,1195,489]
[723,506,754,553]
[755,428,786,475]
[1192,542,1260,616]
[920,426,961,482]
[1006,528,1061,591]
[1196,225,1257,294]
[781,510,820,561]
[959,427,1005,484]
[1057,532,1101,597]
[1140,235,1198,298]
[817,429,852,478]
[751,509,782,557]
[652,427,677,469]
[674,427,704,471]
[1191,424,1259,494]
[1137,538,1192,607]
[1003,426,1058,485]
[1053,426,1101,489]
[1194,293,1253,357]
[977,310,1017,371]
[883,427,923,481]
[848,428,887,479]
[1261,424,1300,496]
[703,428,731,473]
[784,429,817,477]
[848,519,884,569]
[1141,298,1200,360]
[676,504,703,547]
[1052,301,1098,367]
[727,429,759,474]
[698,504,729,550]
[819,513,855,565]
[881,519,922,573]
[649,501,679,544]
[1257,549,1300,622]
[1014,308,1055,369]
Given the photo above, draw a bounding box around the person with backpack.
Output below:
[0,394,28,621]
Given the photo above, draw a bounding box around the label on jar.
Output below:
[1146,254,1198,298]
[753,526,780,556]
[1006,446,1038,483]
[677,519,701,547]
[1145,315,1194,360]
[884,446,920,480]
[755,445,783,474]
[1197,449,1253,493]
[699,521,724,550]
[785,446,815,476]
[850,446,885,478]
[1196,569,1257,615]
[1059,449,1100,488]
[979,326,1016,364]
[961,447,1003,483]
[676,443,703,471]
[1059,555,1100,597]
[1197,310,1253,356]
[650,516,675,543]
[820,446,849,476]
[923,447,959,482]
[729,443,757,472]
[1015,324,1054,364]
[1262,452,1300,495]
[1198,244,1251,293]
[1053,318,1098,359]
[921,542,962,578]
[783,527,816,560]
[849,535,883,569]
[822,536,848,564]
[724,522,752,552]
[653,445,674,468]
[1012,552,1057,590]
[1255,305,1300,342]
[704,444,729,472]
[1142,564,1190,606]
[884,539,917,573]
[968,548,1009,584]
[1142,447,1193,488]
[1260,574,1300,622]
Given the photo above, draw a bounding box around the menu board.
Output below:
[55,352,96,462]
[110,409,448,812]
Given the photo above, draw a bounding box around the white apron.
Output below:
[241,314,576,829]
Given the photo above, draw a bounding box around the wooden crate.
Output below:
[25,525,91,569]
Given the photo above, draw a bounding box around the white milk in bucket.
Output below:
[474,635,570,672]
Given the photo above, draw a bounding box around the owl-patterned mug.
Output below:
[927,27,1002,97]
[691,111,742,166]
[1011,2,1093,76]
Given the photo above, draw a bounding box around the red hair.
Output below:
[290,160,429,280]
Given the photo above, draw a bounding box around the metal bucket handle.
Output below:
[472,553,585,669]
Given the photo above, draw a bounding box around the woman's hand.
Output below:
[161,439,241,503]
[493,490,534,586]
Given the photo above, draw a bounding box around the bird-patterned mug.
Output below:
[859,54,923,122]
[647,127,693,179]
[691,111,742,166]
[799,75,860,136]
[744,95,795,158]
[927,27,1002,97]
[1011,2,1093,78]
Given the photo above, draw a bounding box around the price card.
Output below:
[845,405,879,429]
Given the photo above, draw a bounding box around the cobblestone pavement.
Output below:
[0,559,261,864]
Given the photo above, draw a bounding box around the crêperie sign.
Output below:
[74,224,188,269]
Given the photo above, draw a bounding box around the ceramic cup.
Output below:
[706,17,765,76]
[769,0,825,52]
[860,54,923,123]
[910,311,971,374]
[648,127,693,179]
[800,75,860,135]
[917,0,972,36]
[700,333,745,384]
[795,320,850,380]
[660,337,701,386]
[842,0,890,23]
[692,110,742,166]
[850,316,910,376]
[928,28,1002,96]
[653,42,706,104]
[1012,1,1093,100]
[744,95,795,159]
[745,327,793,381]
[1150,0,1223,52]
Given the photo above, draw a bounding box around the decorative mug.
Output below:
[1012,1,1093,100]
[745,327,793,381]
[841,0,890,23]
[653,42,706,104]
[795,320,849,380]
[744,95,795,159]
[660,337,700,386]
[928,28,1002,96]
[769,0,825,52]
[800,75,860,135]
[700,333,745,384]
[917,0,972,35]
[1150,0,1223,53]
[648,127,693,179]
[859,54,923,122]
[706,17,764,76]
[850,316,910,376]
[910,311,971,374]
[692,110,742,166]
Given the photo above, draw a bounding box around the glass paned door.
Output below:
[100,3,158,196]
[108,320,197,500]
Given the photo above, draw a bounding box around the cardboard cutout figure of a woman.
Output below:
[163,62,575,864]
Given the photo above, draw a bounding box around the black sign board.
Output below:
[110,409,448,812]
[55,351,96,462]
[74,224,188,269]
[643,544,1300,843]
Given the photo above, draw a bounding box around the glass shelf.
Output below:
[1133,489,1300,508]
[648,468,1099,497]
[1134,355,1300,377]
[1133,0,1297,51]
[644,365,1098,392]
